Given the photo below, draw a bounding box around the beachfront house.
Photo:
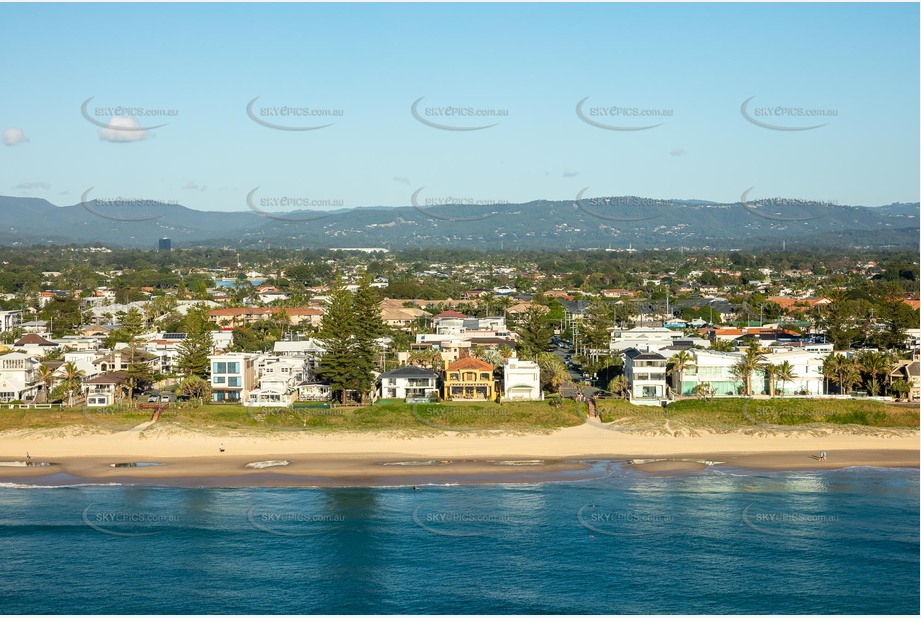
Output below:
[379,366,439,401]
[759,349,825,395]
[679,349,745,396]
[442,357,496,401]
[889,358,920,401]
[623,348,668,405]
[273,340,325,372]
[0,352,40,403]
[676,349,825,397]
[83,371,129,407]
[208,353,258,403]
[297,381,332,401]
[245,356,308,407]
[502,356,542,401]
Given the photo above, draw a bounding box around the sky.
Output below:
[1,2,918,218]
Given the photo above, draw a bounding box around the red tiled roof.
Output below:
[447,357,494,371]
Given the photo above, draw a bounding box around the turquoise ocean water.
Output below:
[0,464,917,614]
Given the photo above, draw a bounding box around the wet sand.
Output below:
[0,449,916,487]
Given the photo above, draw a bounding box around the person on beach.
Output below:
[219,443,225,453]
[25,452,31,463]
[820,451,827,461]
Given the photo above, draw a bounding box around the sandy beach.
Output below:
[0,423,917,486]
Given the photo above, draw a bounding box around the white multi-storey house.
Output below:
[0,353,41,402]
[503,357,542,401]
[623,348,668,404]
[378,366,439,401]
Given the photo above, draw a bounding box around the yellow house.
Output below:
[442,357,496,401]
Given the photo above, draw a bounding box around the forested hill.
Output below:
[0,194,916,250]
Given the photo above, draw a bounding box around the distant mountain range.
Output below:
[0,194,917,250]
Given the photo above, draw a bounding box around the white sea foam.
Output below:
[245,460,291,469]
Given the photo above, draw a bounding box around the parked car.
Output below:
[160,394,173,403]
[146,394,161,403]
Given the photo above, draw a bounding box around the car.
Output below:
[146,394,161,403]
[160,394,173,403]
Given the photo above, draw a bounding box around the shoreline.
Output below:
[1,452,916,489]
[1,423,917,487]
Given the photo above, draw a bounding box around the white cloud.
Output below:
[12,181,50,190]
[99,116,149,142]
[2,128,29,146]
[182,181,206,191]
[670,148,688,157]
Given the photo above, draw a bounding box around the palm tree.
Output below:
[496,296,514,319]
[858,350,890,396]
[37,364,55,403]
[667,350,695,397]
[732,344,764,396]
[479,292,496,317]
[61,361,85,408]
[841,360,862,394]
[823,352,843,394]
[890,378,911,401]
[762,362,776,397]
[824,352,861,394]
[536,352,570,394]
[773,360,796,396]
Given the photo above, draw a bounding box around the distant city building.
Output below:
[158,238,172,251]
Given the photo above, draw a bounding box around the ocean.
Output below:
[0,464,917,614]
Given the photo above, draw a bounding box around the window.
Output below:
[228,377,241,387]
[480,373,490,380]
[214,362,227,374]
[449,373,459,381]
[214,377,226,384]
[228,362,240,373]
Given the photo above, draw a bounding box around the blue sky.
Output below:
[1,2,918,216]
